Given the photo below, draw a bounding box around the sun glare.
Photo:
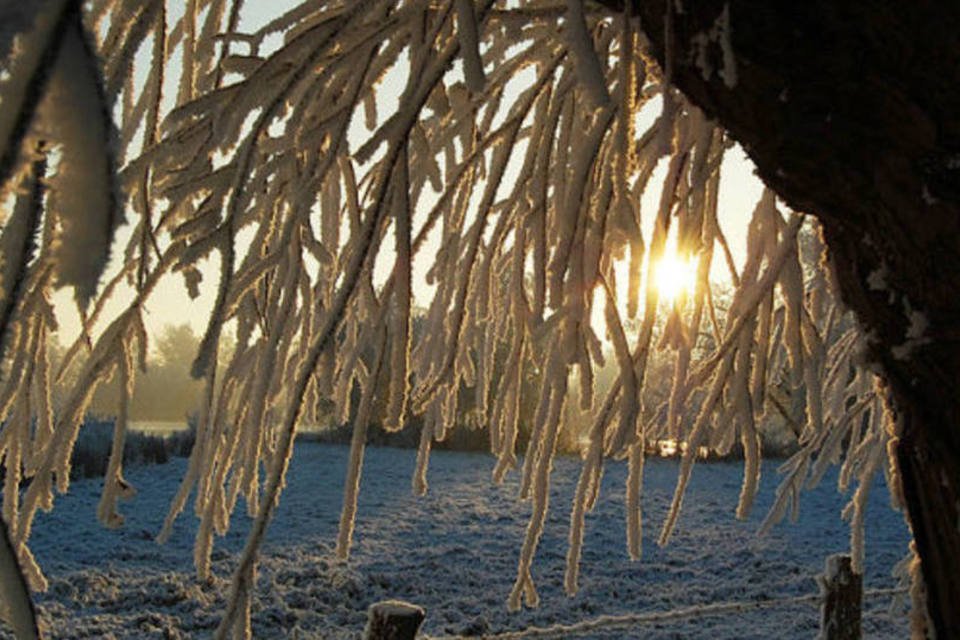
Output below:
[654,252,698,303]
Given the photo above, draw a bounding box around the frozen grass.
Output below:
[8,443,910,638]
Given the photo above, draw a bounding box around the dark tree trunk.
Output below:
[593,0,960,635]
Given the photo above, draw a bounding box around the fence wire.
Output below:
[427,587,908,639]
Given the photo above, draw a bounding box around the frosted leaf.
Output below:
[38,13,122,307]
[0,0,64,186]
[0,149,45,332]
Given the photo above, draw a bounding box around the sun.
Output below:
[653,252,698,303]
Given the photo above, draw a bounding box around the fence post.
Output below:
[819,554,861,640]
[365,600,425,640]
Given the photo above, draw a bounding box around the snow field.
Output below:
[10,443,910,638]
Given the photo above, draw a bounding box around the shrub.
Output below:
[69,417,197,480]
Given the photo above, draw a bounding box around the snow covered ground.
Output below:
[10,443,910,638]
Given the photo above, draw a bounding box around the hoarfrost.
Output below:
[891,299,930,361]
[866,261,897,305]
[690,3,737,88]
[0,1,910,636]
[866,262,888,292]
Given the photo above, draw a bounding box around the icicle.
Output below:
[16,313,131,587]
[733,313,760,519]
[492,333,524,483]
[842,440,883,575]
[626,228,644,320]
[336,326,386,560]
[545,104,615,312]
[102,3,159,103]
[384,152,411,432]
[778,222,805,385]
[601,278,639,456]
[236,243,302,519]
[625,441,645,560]
[157,361,219,545]
[565,454,596,595]
[190,230,233,380]
[508,363,567,611]
[735,384,761,518]
[760,449,811,535]
[412,403,436,496]
[96,348,137,529]
[563,371,622,595]
[660,351,735,546]
[519,367,558,500]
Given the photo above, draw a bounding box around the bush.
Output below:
[69,418,197,480]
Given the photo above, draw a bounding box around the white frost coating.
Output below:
[717,5,738,88]
[866,261,892,303]
[690,32,712,82]
[892,298,930,360]
[690,3,737,88]
[905,309,929,341]
[866,263,886,290]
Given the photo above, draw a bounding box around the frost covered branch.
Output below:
[0,1,904,636]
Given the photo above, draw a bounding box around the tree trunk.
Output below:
[594,0,960,635]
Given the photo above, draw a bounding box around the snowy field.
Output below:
[11,443,910,638]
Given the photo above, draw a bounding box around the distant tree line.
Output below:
[50,323,206,425]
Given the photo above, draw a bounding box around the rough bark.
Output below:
[593,0,960,635]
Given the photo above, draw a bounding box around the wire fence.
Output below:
[426,587,908,640]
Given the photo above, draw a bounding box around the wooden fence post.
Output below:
[365,600,425,640]
[819,554,862,640]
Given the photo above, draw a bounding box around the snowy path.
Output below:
[12,443,910,638]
